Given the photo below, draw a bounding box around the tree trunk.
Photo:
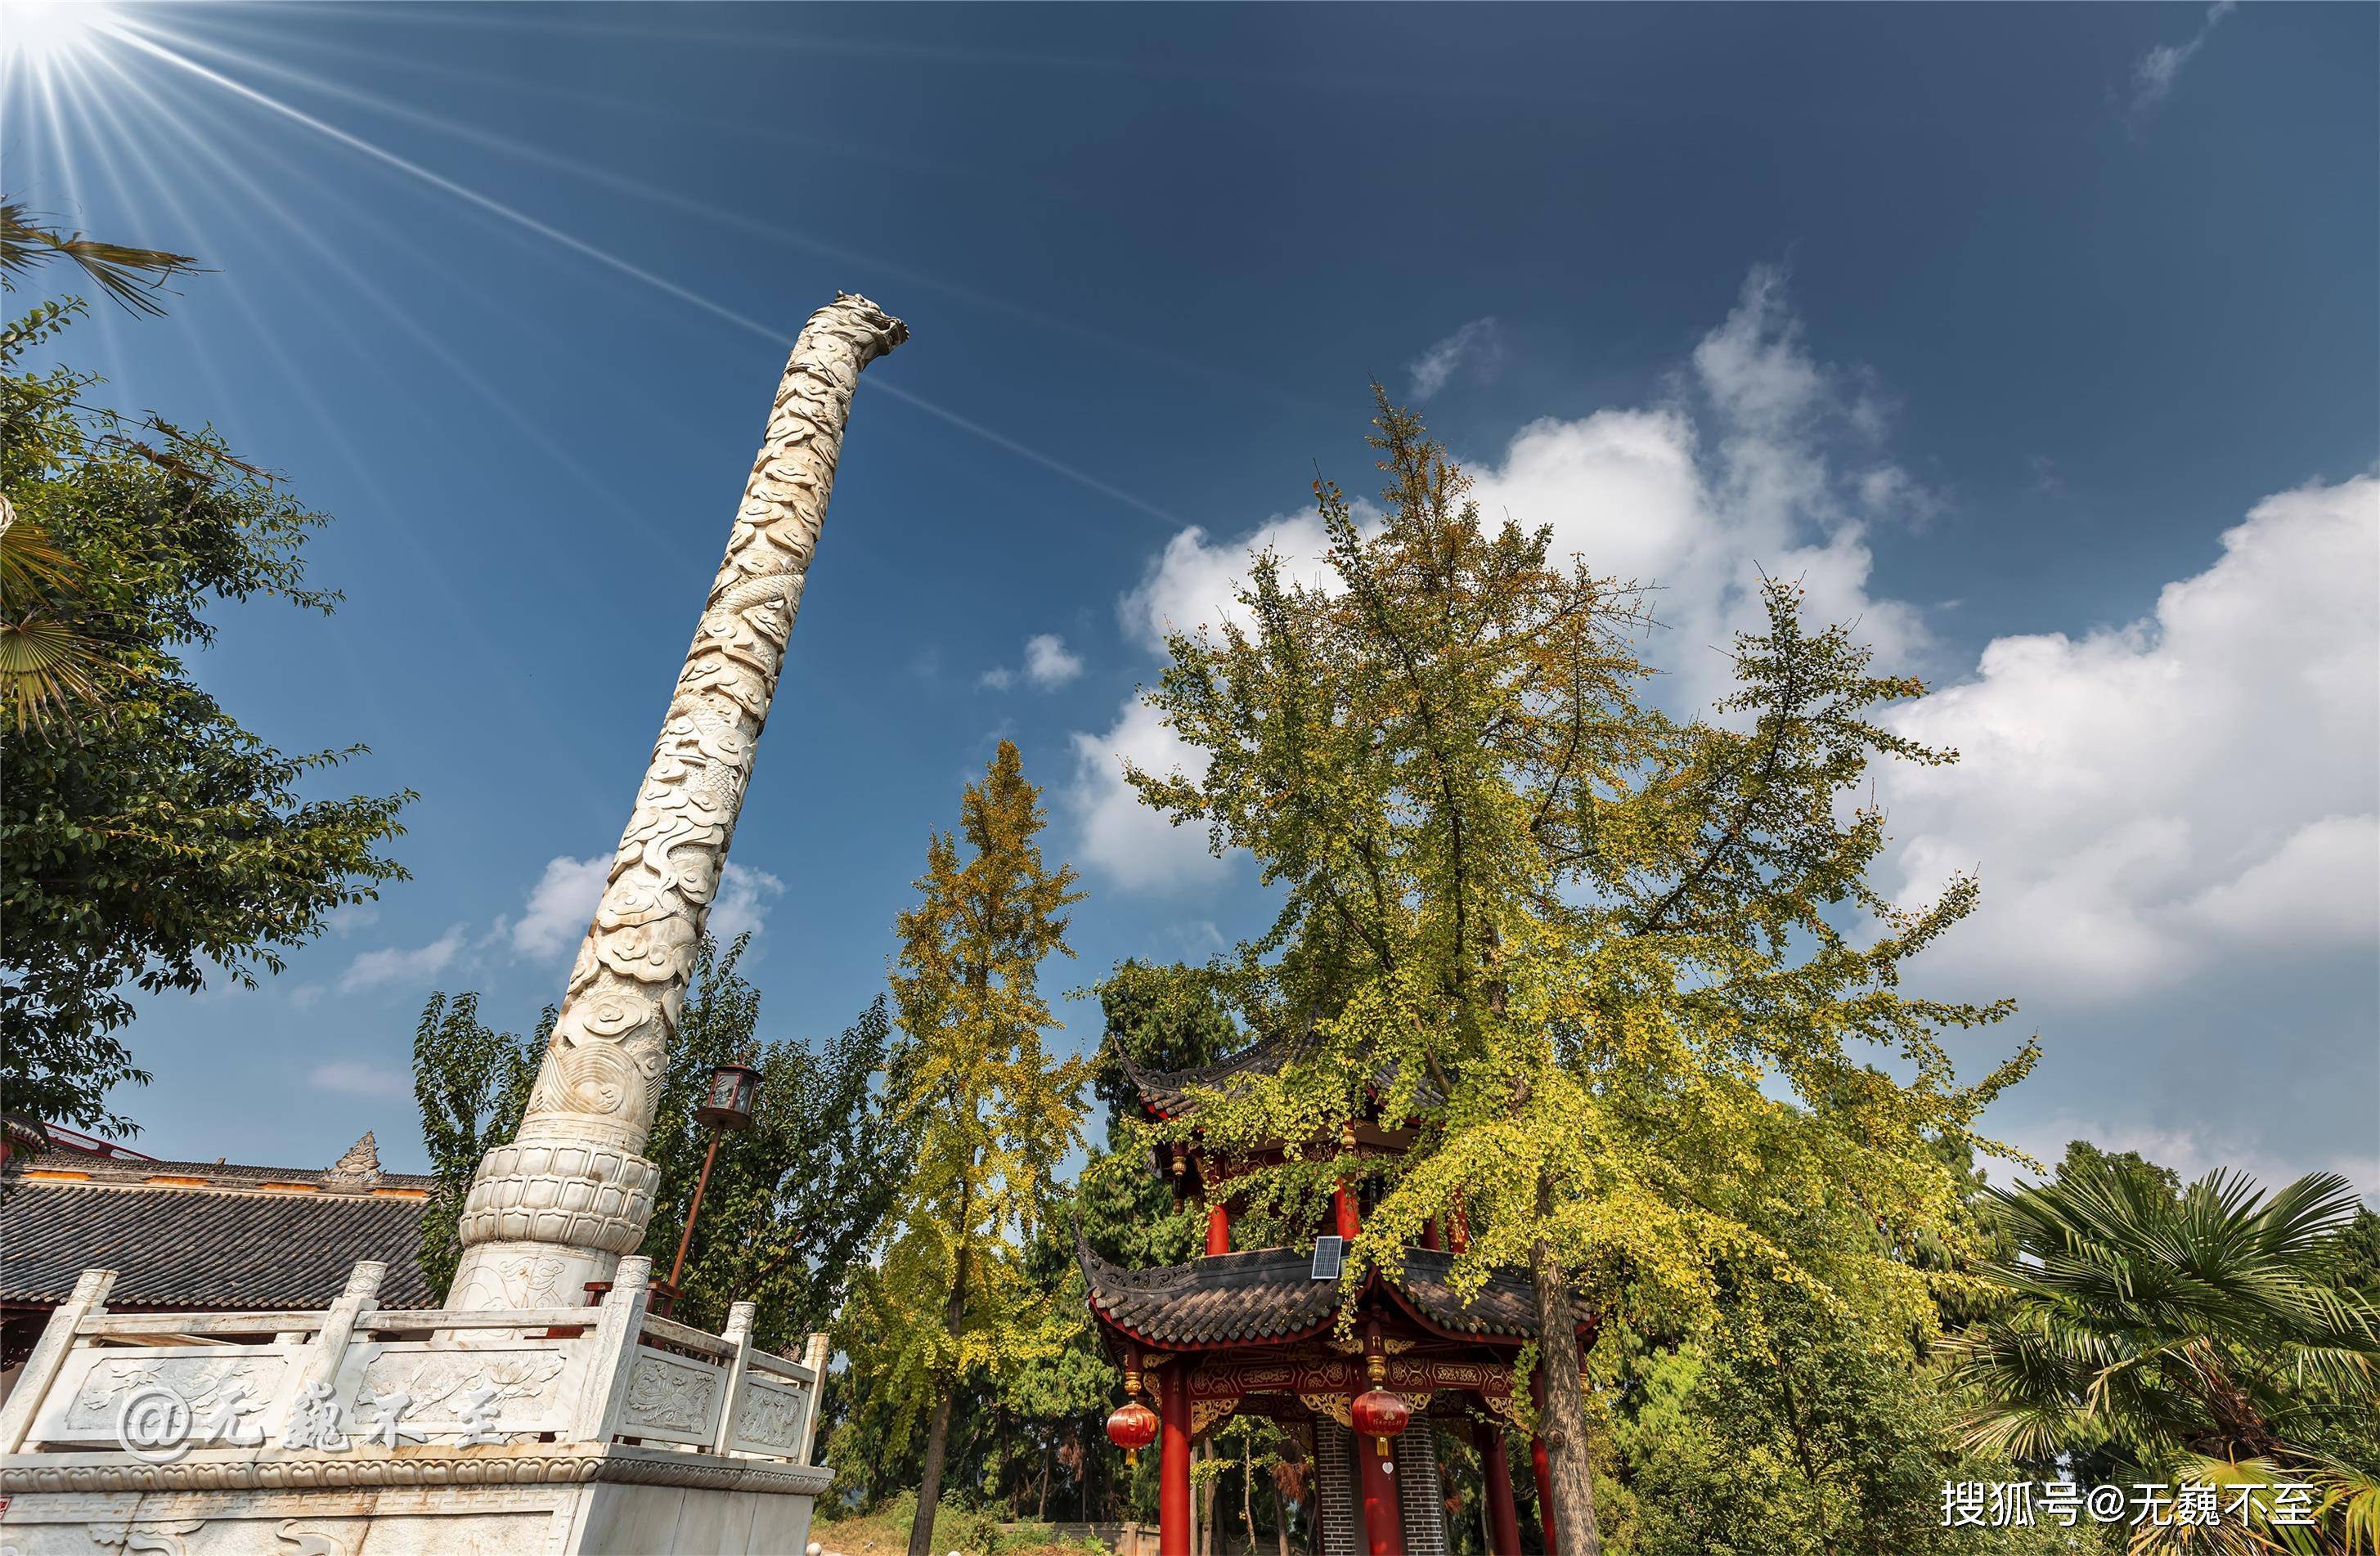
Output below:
[909,1387,959,1556]
[1273,1482,1292,1556]
[909,1234,973,1556]
[1527,1230,1601,1556]
[1243,1447,1258,1556]
[1199,1440,1216,1556]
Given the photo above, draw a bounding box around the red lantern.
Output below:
[1350,1388,1411,1456]
[1107,1400,1160,1465]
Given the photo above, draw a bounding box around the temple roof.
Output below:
[1118,1029,1439,1120]
[1081,1242,1340,1346]
[1116,1029,1301,1119]
[1078,1234,1545,1348]
[1,1144,437,1311]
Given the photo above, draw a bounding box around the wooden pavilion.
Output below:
[1079,1034,1593,1556]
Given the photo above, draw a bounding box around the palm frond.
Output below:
[1959,1160,2380,1469]
[0,496,106,734]
[1,200,207,316]
[0,499,78,605]
[0,611,106,732]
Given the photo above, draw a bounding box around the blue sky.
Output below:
[7,2,2373,1191]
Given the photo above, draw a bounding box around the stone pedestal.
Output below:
[0,1446,827,1555]
[0,1260,829,1555]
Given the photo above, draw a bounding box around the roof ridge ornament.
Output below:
[326,1132,381,1189]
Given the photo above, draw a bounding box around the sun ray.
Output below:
[149,6,995,191]
[864,380,1183,528]
[97,21,1188,531]
[54,44,254,447]
[79,49,635,817]
[204,2,1146,80]
[22,38,137,396]
[95,47,685,561]
[120,10,1327,421]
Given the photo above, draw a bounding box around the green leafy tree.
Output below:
[413,935,900,1346]
[1085,959,1236,1269]
[909,963,1234,1527]
[2054,1138,2182,1201]
[412,991,541,1292]
[1125,392,2033,1552]
[1599,1295,2079,1556]
[842,739,1089,1556]
[1949,1160,2380,1552]
[2,221,411,1137]
[636,937,904,1347]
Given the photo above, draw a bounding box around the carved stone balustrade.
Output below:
[0,1257,831,1554]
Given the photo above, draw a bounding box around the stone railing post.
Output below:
[283,1260,384,1429]
[710,1300,758,1456]
[446,294,907,1311]
[794,1330,832,1464]
[571,1255,656,1445]
[0,1267,113,1452]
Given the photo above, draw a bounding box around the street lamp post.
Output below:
[660,1061,762,1315]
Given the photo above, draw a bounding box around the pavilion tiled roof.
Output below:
[1078,1239,1341,1346]
[1078,1235,1543,1347]
[1118,1029,1441,1120]
[1116,1031,1304,1119]
[1385,1249,1543,1339]
[0,1137,438,1311]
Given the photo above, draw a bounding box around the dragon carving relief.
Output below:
[447,296,905,1305]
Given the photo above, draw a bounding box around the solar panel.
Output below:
[1310,1235,1345,1281]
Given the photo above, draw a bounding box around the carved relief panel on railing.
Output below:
[336,1339,581,1443]
[615,1351,728,1449]
[726,1376,811,1458]
[34,1345,301,1453]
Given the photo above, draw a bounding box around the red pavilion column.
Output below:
[1205,1203,1231,1256]
[1354,1413,1405,1556]
[1159,1363,1193,1556]
[1529,1368,1557,1554]
[1475,1415,1524,1555]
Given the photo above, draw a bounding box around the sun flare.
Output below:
[1,0,110,74]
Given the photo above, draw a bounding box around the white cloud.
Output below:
[1119,509,1346,656]
[1408,316,1504,401]
[2129,0,2237,123]
[1025,634,1084,688]
[339,925,467,994]
[982,632,1085,691]
[1879,475,2379,999]
[708,863,785,945]
[510,854,612,959]
[2185,816,2379,945]
[288,983,325,1011]
[1067,696,1228,891]
[1995,1114,2379,1200]
[308,1061,411,1099]
[1087,266,1929,879]
[1143,268,1928,715]
[325,903,379,937]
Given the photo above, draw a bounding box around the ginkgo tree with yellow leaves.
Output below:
[842,739,1092,1556]
[1125,392,2038,1554]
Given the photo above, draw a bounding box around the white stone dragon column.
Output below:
[447,294,907,1312]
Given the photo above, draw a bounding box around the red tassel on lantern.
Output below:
[1350,1388,1410,1457]
[1107,1399,1160,1466]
